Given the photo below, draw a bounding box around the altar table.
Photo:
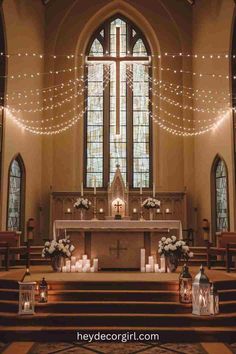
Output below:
[53,219,183,240]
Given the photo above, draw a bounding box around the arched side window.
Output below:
[84,15,152,189]
[211,156,229,234]
[7,155,25,231]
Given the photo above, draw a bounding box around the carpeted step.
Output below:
[0,312,236,328]
[47,289,179,302]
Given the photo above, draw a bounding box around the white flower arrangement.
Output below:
[158,235,194,261]
[41,236,75,259]
[74,197,92,210]
[142,197,161,209]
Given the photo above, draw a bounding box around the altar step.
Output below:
[1,312,236,327]
[0,278,236,342]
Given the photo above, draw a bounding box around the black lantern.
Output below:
[179,264,192,303]
[38,277,48,303]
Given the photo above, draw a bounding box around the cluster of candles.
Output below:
[140,249,166,273]
[61,255,98,273]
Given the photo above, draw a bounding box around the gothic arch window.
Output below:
[84,15,152,189]
[7,155,25,231]
[211,156,229,234]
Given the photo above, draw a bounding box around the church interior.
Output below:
[0,0,236,353]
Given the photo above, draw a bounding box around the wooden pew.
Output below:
[207,232,236,271]
[0,231,30,270]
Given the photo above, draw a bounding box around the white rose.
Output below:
[189,252,194,258]
[158,248,162,253]
[171,236,177,242]
[70,245,75,252]
[164,245,169,251]
[45,241,50,247]
[161,237,166,242]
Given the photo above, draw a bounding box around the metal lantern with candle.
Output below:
[38,277,48,303]
[179,264,192,303]
[18,281,36,315]
[192,265,211,316]
[210,282,219,315]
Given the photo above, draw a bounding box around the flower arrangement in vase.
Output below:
[74,197,92,220]
[142,197,161,220]
[41,236,75,272]
[158,236,193,272]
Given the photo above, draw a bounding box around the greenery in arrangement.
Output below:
[74,197,92,210]
[158,236,193,261]
[41,236,75,259]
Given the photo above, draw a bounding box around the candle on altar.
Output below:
[81,182,84,197]
[133,208,137,214]
[93,176,96,195]
[99,208,103,213]
[154,264,160,272]
[82,255,88,260]
[165,208,170,214]
[145,264,152,272]
[140,249,145,271]
[90,267,95,272]
[64,229,67,237]
[66,260,71,272]
[160,256,166,272]
[153,182,155,197]
[71,265,76,272]
[71,257,76,266]
[62,266,67,273]
[141,267,146,273]
[148,256,154,272]
[67,208,71,213]
[93,258,98,272]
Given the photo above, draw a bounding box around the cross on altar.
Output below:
[114,200,123,214]
[86,26,150,135]
[109,240,127,258]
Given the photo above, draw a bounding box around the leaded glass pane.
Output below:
[7,160,22,231]
[215,159,229,231]
[86,38,104,187]
[85,17,151,188]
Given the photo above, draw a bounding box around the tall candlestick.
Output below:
[81,182,84,197]
[153,182,155,197]
[93,176,96,195]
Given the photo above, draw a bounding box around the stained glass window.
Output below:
[215,159,229,231]
[7,157,24,231]
[85,16,152,188]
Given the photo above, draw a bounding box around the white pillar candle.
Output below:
[141,267,146,273]
[71,257,76,266]
[140,248,145,271]
[93,258,98,272]
[153,182,155,197]
[62,266,67,273]
[133,208,137,214]
[81,182,84,197]
[148,256,154,272]
[66,260,71,272]
[24,301,30,311]
[82,255,88,260]
[145,264,152,273]
[160,256,166,272]
[90,267,95,272]
[71,265,76,273]
[154,264,159,272]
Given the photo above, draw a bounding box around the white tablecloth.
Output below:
[53,219,183,240]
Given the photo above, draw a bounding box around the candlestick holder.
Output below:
[92,195,98,220]
[139,196,144,221]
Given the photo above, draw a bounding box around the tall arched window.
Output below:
[211,156,229,234]
[84,15,152,189]
[7,155,25,231]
